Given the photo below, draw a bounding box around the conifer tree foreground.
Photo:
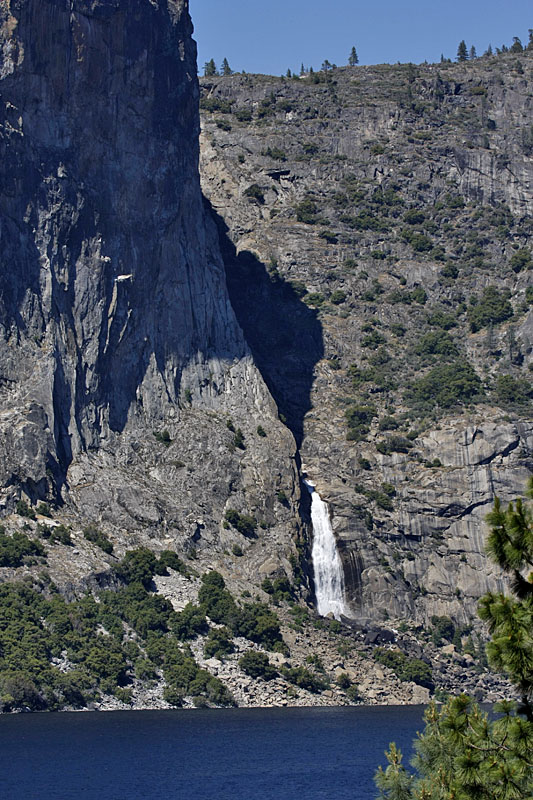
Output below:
[375,481,533,799]
[479,478,533,722]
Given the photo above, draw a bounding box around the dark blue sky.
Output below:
[191,0,532,75]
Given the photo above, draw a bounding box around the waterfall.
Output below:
[304,479,346,619]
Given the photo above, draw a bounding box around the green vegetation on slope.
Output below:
[0,554,286,711]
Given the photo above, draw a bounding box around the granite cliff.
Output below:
[0,0,300,563]
[199,54,533,628]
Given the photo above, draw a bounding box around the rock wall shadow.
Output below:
[207,201,324,449]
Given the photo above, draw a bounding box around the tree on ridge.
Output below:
[457,40,468,61]
[203,59,217,77]
[348,46,359,66]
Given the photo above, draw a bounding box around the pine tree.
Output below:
[528,30,533,51]
[286,68,292,78]
[478,478,533,720]
[376,696,533,799]
[300,62,305,76]
[321,59,331,72]
[469,45,477,60]
[375,481,533,798]
[348,46,359,66]
[203,59,217,77]
[484,43,493,57]
[510,36,523,53]
[374,743,413,800]
[221,57,232,76]
[457,40,468,61]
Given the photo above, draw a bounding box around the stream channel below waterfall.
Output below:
[304,479,346,619]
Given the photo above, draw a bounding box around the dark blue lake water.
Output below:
[0,705,424,800]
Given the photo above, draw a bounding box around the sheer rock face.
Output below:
[1,0,249,477]
[332,417,533,624]
[0,0,300,573]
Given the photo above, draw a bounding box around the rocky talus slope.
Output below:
[199,53,533,628]
[0,0,526,711]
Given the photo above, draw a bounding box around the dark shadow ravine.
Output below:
[207,200,324,449]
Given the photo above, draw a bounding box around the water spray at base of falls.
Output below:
[304,479,346,620]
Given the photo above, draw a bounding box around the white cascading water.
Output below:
[304,479,346,619]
